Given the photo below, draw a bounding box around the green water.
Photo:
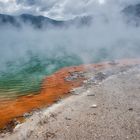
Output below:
[0,51,83,99]
[0,45,137,100]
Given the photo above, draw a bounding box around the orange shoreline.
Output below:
[0,65,87,129]
[0,59,140,130]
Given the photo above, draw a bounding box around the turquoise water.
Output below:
[0,49,109,99]
[0,45,139,100]
[0,51,83,99]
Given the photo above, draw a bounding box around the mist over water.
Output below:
[0,0,140,99]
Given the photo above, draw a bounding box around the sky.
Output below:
[0,0,140,19]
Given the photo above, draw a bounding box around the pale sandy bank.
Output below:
[1,63,140,140]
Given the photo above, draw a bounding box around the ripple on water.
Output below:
[0,52,83,100]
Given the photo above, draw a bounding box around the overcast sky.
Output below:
[0,0,140,19]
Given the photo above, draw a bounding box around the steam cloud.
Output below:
[0,0,140,70]
[0,0,140,96]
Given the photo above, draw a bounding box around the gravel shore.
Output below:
[1,63,140,140]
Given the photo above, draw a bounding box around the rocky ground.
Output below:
[0,62,140,140]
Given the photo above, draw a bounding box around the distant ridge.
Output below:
[123,3,140,25]
[0,14,93,28]
[123,3,140,18]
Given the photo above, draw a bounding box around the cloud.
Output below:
[0,0,119,19]
[0,0,140,19]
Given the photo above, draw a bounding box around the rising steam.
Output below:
[0,0,140,97]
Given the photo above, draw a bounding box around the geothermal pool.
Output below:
[0,53,83,100]
[0,48,117,101]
